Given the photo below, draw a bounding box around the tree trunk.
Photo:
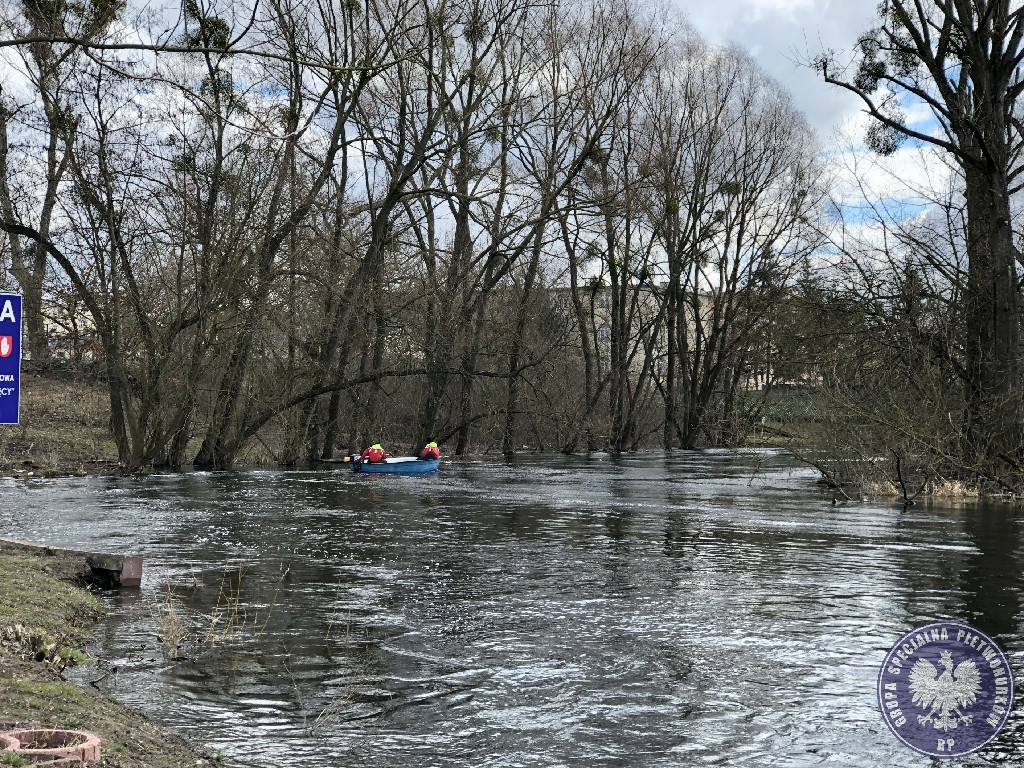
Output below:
[502,233,543,455]
[962,161,1021,458]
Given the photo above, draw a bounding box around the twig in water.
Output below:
[255,587,279,641]
[280,645,308,732]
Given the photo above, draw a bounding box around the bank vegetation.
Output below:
[2,0,1024,500]
[0,543,221,767]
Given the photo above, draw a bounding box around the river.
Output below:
[1,450,1021,766]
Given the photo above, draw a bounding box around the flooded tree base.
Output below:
[0,548,221,768]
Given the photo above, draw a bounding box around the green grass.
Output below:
[58,646,92,665]
[0,676,87,716]
[0,678,87,702]
[0,553,104,646]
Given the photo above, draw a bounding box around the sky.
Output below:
[673,0,879,141]
[673,0,958,227]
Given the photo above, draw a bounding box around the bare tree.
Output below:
[651,45,822,448]
[0,0,122,358]
[0,0,830,467]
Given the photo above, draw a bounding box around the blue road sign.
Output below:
[0,294,22,424]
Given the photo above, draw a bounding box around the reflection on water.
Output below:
[1,450,1023,766]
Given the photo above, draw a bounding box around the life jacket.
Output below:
[419,442,440,460]
[361,444,387,463]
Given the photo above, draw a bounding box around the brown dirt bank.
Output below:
[0,543,222,767]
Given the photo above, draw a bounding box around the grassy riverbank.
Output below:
[0,371,117,476]
[0,545,221,768]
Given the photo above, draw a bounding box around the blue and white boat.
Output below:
[350,456,440,475]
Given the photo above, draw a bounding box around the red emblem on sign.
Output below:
[0,337,11,358]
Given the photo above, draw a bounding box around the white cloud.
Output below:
[673,0,878,141]
[824,111,956,206]
[744,0,819,25]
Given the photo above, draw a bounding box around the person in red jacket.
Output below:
[360,443,388,463]
[419,441,440,460]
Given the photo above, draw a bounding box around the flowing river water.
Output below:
[1,449,1023,766]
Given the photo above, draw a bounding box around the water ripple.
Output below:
[1,451,1021,766]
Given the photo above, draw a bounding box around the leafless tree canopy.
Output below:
[0,0,826,469]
